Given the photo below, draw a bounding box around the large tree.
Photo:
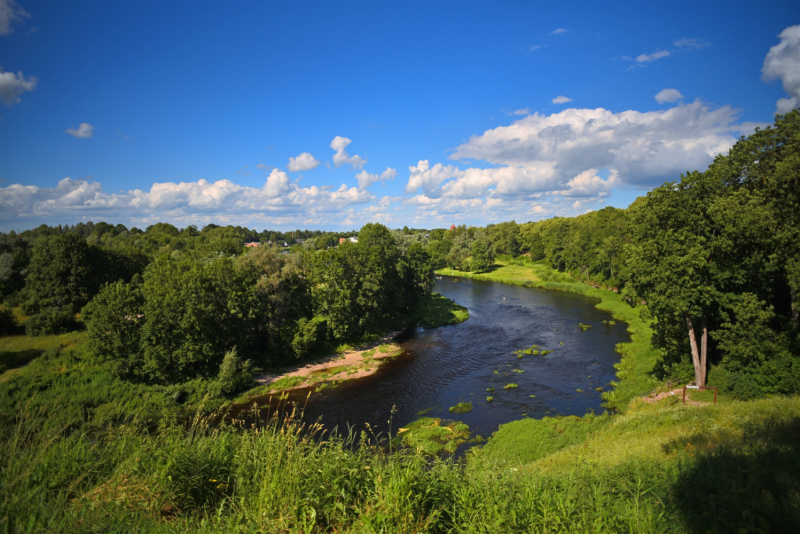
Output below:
[625,111,800,388]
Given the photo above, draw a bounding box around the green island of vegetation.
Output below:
[1,112,799,531]
[448,402,473,414]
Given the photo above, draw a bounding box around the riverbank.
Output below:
[437,261,659,411]
[236,334,406,402]
[233,291,470,403]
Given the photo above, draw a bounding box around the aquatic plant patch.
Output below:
[449,402,473,414]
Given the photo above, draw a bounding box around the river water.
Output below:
[274,276,629,440]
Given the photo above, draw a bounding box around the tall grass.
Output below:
[6,396,798,532]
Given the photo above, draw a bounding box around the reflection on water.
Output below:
[272,276,629,440]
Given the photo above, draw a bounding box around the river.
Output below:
[270,276,629,441]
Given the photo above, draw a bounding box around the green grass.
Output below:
[393,416,471,455]
[504,383,518,389]
[4,396,798,532]
[448,402,473,414]
[438,261,660,411]
[0,331,87,378]
[413,292,469,328]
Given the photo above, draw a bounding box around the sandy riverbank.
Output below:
[239,331,407,400]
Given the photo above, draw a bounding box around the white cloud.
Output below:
[551,28,568,35]
[65,123,94,138]
[0,0,29,36]
[529,45,543,52]
[405,160,465,195]
[355,167,397,190]
[0,172,377,228]
[330,136,367,169]
[655,88,684,104]
[420,101,763,209]
[287,151,320,172]
[0,67,37,105]
[762,24,800,114]
[636,50,670,63]
[552,95,572,104]
[509,108,530,116]
[674,38,709,49]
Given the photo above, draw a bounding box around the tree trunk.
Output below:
[700,316,708,387]
[686,314,703,386]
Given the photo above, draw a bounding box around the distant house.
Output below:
[349,236,358,243]
[245,242,260,248]
[296,238,305,244]
[339,237,346,244]
[450,224,456,230]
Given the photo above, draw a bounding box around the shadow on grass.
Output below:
[669,416,800,532]
[0,348,44,374]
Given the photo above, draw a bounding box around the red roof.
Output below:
[450,224,456,230]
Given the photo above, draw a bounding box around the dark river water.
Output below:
[271,276,629,441]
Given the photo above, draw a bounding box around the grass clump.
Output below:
[394,416,470,455]
[448,402,473,414]
[504,383,518,390]
[486,396,493,402]
[578,322,592,331]
[486,386,494,392]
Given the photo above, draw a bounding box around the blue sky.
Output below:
[1,0,798,232]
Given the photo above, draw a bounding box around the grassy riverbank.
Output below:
[438,261,659,410]
[4,395,798,532]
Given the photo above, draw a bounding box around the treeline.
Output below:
[1,222,434,393]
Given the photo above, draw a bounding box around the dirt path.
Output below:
[249,330,406,396]
[641,387,708,406]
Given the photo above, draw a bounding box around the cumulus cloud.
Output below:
[0,0,29,36]
[636,50,670,63]
[450,101,759,191]
[399,101,762,223]
[405,160,465,195]
[330,136,367,169]
[762,24,800,114]
[355,167,397,190]
[0,68,37,105]
[552,95,572,104]
[655,88,683,103]
[287,151,320,172]
[0,173,376,227]
[65,122,94,138]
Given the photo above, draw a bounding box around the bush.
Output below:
[292,316,329,359]
[708,366,765,400]
[0,306,20,336]
[20,300,39,316]
[213,349,255,397]
[25,308,81,337]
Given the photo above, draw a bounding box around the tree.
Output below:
[469,239,493,273]
[24,233,95,312]
[83,280,145,378]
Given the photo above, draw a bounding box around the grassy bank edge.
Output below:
[437,262,658,411]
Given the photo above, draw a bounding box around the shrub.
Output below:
[213,348,255,397]
[292,316,329,359]
[25,308,80,336]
